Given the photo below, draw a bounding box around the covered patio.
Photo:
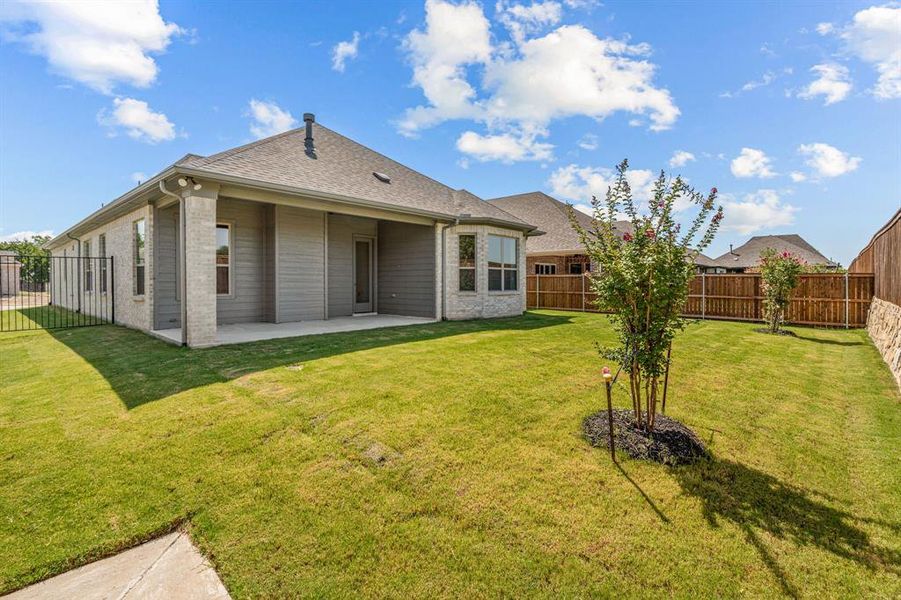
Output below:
[150,313,436,347]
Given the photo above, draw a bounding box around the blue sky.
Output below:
[1,0,898,264]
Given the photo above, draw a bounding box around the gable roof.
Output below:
[714,234,836,269]
[487,191,632,254]
[47,120,534,249]
[693,252,719,267]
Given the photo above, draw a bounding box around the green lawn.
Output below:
[1,311,899,598]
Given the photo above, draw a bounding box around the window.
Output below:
[569,262,584,275]
[98,234,107,293]
[133,219,145,296]
[216,223,231,295]
[535,263,556,275]
[83,240,93,292]
[488,235,518,291]
[458,234,476,291]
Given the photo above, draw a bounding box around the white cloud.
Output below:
[816,22,835,35]
[578,133,598,150]
[731,147,776,178]
[98,97,176,143]
[841,4,901,99]
[720,189,798,235]
[398,0,492,134]
[496,1,562,43]
[456,129,553,162]
[0,0,182,94]
[669,150,696,168]
[741,71,776,92]
[798,63,852,104]
[331,31,360,72]
[798,142,861,177]
[789,171,807,182]
[0,230,54,243]
[548,164,657,209]
[247,99,297,139]
[398,0,679,160]
[131,171,148,184]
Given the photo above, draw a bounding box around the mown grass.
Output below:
[0,310,898,598]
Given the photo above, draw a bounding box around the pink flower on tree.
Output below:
[645,229,656,239]
[711,187,718,195]
[623,232,633,242]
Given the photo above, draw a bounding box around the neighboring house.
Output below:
[711,234,838,273]
[0,251,22,296]
[693,252,724,274]
[487,192,632,275]
[44,115,539,347]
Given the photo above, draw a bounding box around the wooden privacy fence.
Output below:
[527,273,875,328]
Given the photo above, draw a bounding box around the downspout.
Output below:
[159,181,187,346]
[66,233,81,313]
[439,219,458,320]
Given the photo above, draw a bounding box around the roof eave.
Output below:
[44,167,178,249]
[455,215,539,233]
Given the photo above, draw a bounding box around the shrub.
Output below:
[759,248,804,333]
[570,160,723,432]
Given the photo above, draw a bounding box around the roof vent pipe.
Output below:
[304,113,315,144]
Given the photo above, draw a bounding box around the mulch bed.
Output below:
[583,409,708,465]
[753,327,797,337]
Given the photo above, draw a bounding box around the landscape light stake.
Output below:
[602,366,615,461]
[661,342,672,415]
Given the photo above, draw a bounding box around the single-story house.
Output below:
[711,234,838,273]
[44,115,540,347]
[487,192,632,275]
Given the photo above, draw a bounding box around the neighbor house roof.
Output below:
[487,191,632,254]
[714,234,836,269]
[47,120,535,249]
[693,252,719,268]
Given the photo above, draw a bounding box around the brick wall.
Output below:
[51,205,154,331]
[443,224,526,320]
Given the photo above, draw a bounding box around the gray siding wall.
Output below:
[216,199,268,325]
[277,205,325,322]
[262,204,276,322]
[327,214,378,318]
[377,221,436,318]
[154,204,180,329]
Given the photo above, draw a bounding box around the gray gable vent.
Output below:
[373,171,391,183]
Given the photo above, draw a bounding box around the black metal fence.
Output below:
[0,254,114,332]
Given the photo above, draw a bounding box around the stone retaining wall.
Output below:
[867,297,901,390]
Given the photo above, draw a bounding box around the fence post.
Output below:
[581,272,586,311]
[844,271,849,329]
[536,274,540,309]
[701,273,706,320]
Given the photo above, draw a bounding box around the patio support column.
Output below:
[182,183,220,347]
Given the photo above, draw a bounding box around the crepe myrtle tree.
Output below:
[758,248,804,334]
[569,160,723,432]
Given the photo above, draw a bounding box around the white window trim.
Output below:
[83,239,93,293]
[458,233,477,293]
[98,234,108,295]
[216,221,235,298]
[488,234,519,293]
[133,219,146,298]
[535,262,556,275]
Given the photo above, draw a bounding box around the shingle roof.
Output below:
[693,252,719,267]
[185,124,530,228]
[714,234,835,269]
[487,192,631,253]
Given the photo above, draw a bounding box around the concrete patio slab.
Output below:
[151,314,436,346]
[5,532,230,600]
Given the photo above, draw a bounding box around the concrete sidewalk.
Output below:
[6,532,230,599]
